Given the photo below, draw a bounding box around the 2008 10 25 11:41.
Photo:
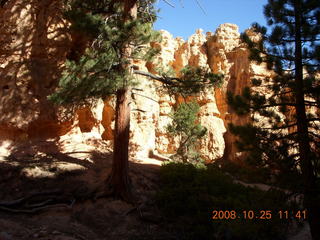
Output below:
[212,210,307,220]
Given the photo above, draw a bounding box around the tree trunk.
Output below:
[106,2,137,202]
[294,1,319,239]
[108,87,133,201]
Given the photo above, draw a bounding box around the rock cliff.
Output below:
[0,0,271,162]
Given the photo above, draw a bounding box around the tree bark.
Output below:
[108,87,133,201]
[123,0,137,16]
[294,1,319,239]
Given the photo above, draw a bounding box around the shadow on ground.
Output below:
[0,138,167,240]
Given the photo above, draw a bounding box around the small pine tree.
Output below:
[167,102,207,167]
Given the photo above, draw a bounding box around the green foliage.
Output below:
[166,66,224,97]
[166,102,207,167]
[227,88,251,115]
[180,66,224,90]
[49,0,161,107]
[157,163,298,240]
[50,0,221,118]
[155,64,176,79]
[49,48,124,105]
[219,160,272,184]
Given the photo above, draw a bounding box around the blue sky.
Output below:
[154,0,268,39]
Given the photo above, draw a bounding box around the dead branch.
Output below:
[163,0,175,7]
[133,92,158,103]
[132,109,147,113]
[133,70,174,85]
[132,88,143,91]
[195,0,206,15]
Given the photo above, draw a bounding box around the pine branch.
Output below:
[133,69,220,86]
[259,50,296,62]
[304,64,320,67]
[307,118,320,122]
[261,122,297,130]
[133,69,174,84]
[272,132,299,141]
[279,38,320,42]
[269,91,293,98]
[304,100,318,107]
[256,131,298,142]
[308,131,320,140]
[251,102,297,109]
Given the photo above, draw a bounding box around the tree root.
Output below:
[0,190,61,207]
[122,202,163,224]
[0,190,75,214]
[95,175,137,204]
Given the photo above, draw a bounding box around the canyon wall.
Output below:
[0,0,270,162]
[0,0,73,140]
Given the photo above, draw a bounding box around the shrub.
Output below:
[156,163,298,240]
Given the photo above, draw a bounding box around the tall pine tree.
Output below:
[50,0,223,201]
[228,0,320,238]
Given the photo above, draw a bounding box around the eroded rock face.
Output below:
[0,0,73,140]
[0,1,270,162]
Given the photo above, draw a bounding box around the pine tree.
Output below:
[228,0,320,238]
[50,0,223,201]
[166,101,207,166]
